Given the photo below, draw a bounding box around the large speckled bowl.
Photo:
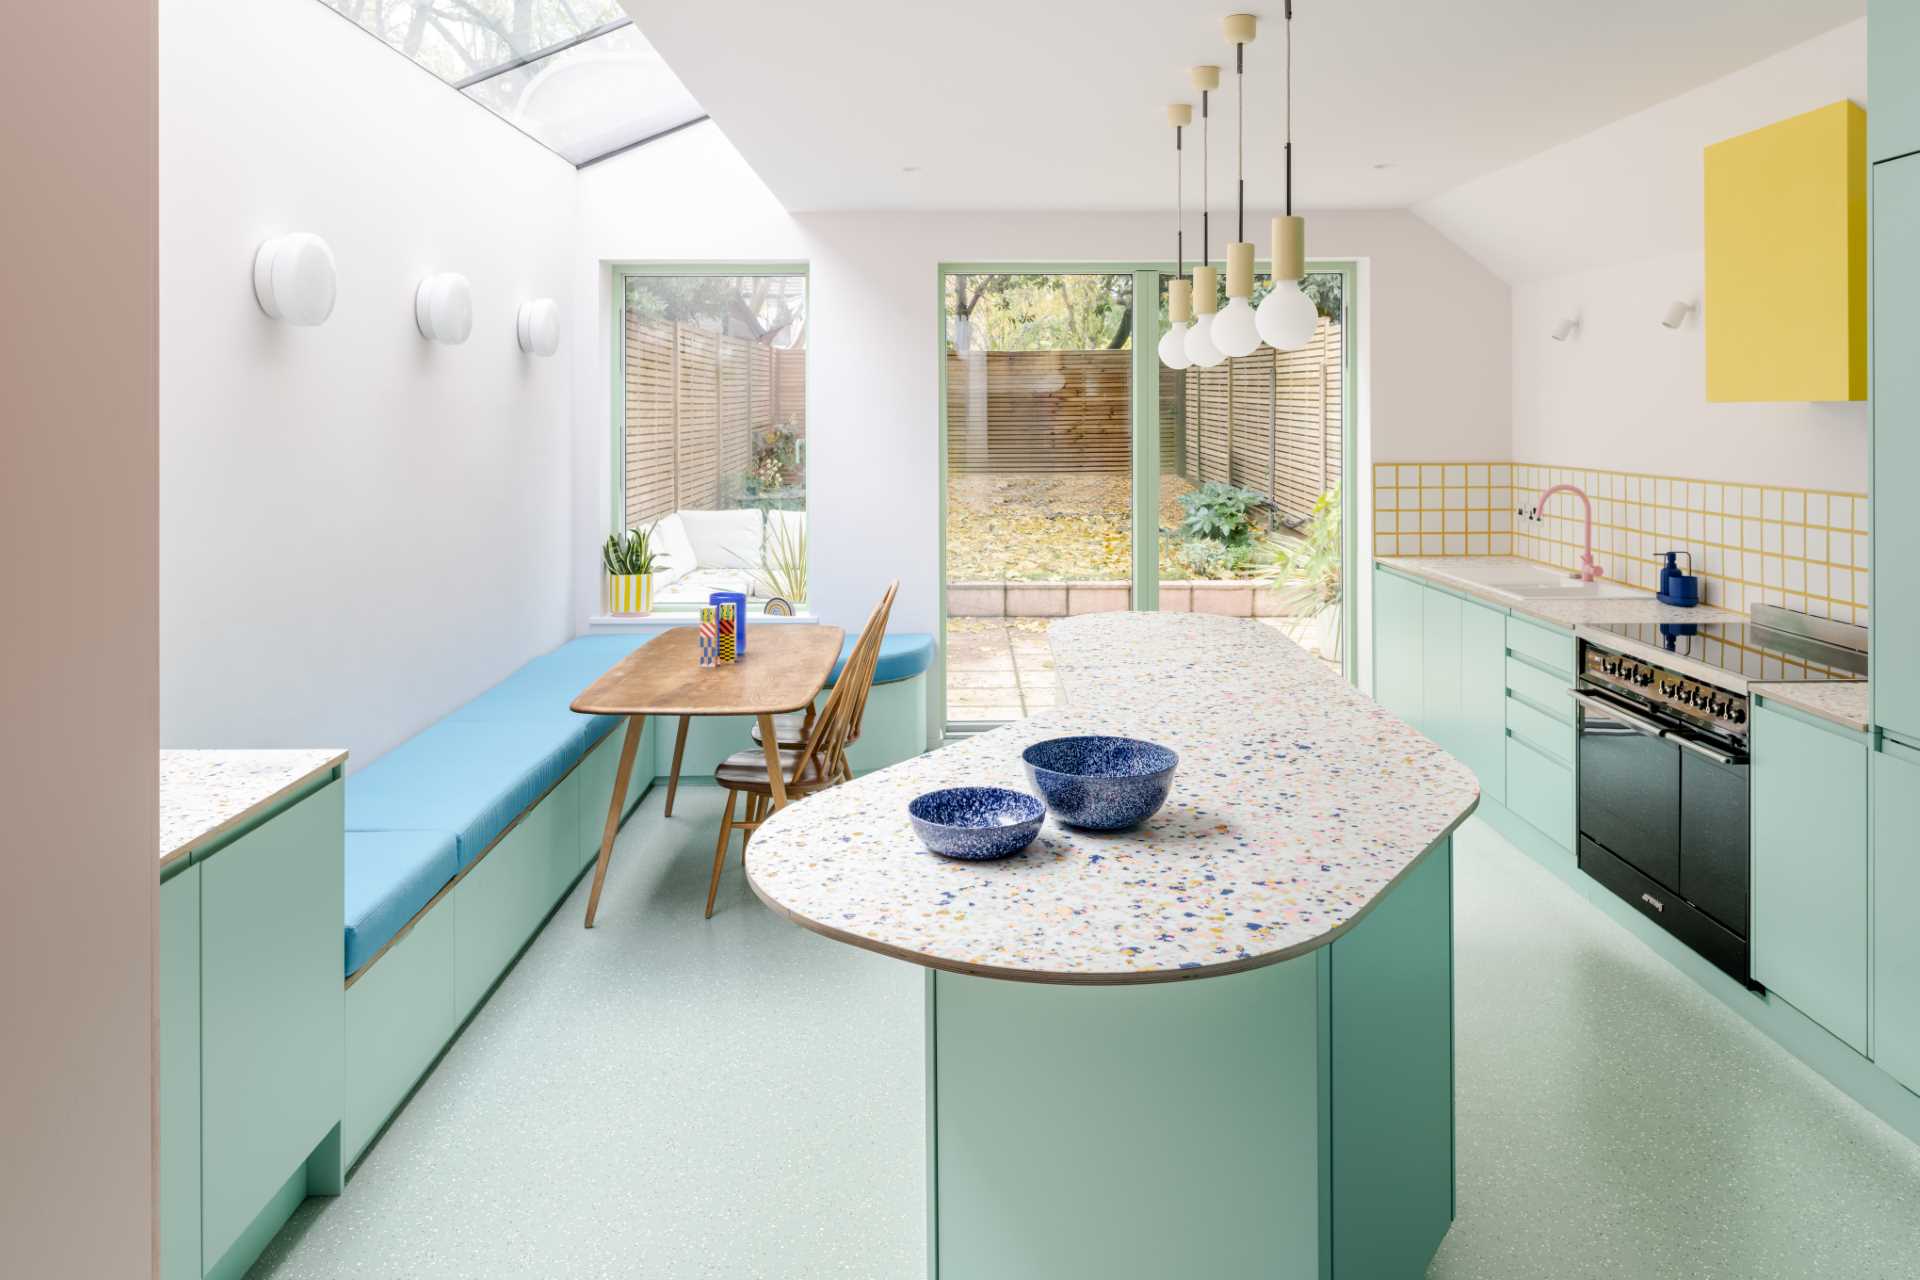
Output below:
[1021,736,1178,831]
[907,787,1046,860]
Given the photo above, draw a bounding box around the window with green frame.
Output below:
[614,268,808,610]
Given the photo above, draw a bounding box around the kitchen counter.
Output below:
[1379,556,1742,628]
[748,611,1466,1275]
[1751,680,1871,733]
[748,610,1476,983]
[160,748,347,869]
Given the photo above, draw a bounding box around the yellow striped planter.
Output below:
[607,573,654,616]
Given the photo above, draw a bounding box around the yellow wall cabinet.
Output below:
[1704,100,1866,403]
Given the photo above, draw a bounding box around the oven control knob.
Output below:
[1660,680,1677,697]
[1727,704,1747,725]
[1603,659,1619,675]
[1689,689,1709,709]
[1637,670,1654,688]
[1709,697,1728,717]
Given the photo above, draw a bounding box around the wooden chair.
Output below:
[751,581,899,783]
[704,590,891,917]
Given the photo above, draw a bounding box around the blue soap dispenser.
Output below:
[1656,551,1698,607]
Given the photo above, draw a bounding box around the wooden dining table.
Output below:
[570,623,845,927]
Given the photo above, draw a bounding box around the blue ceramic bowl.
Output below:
[1021,736,1178,831]
[908,787,1046,860]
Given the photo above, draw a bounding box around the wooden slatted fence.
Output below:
[622,317,805,528]
[1182,317,1344,523]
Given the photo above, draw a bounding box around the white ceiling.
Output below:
[622,0,1861,213]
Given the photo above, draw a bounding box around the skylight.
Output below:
[318,1,706,166]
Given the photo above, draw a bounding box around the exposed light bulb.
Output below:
[1159,322,1193,370]
[1186,312,1226,367]
[1256,280,1318,350]
[1213,297,1260,358]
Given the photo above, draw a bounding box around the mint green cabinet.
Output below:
[160,867,201,1280]
[1422,588,1463,753]
[1752,704,1868,1053]
[199,781,345,1272]
[1873,745,1920,1091]
[1872,0,1920,163]
[1874,155,1920,742]
[1459,600,1508,805]
[453,795,560,1021]
[1373,568,1425,726]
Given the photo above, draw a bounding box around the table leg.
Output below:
[584,714,645,928]
[664,715,691,817]
[757,713,789,810]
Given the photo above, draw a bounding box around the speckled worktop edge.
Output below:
[745,612,1478,984]
[1381,557,1871,732]
[1749,681,1870,733]
[160,749,347,869]
[1376,557,1743,629]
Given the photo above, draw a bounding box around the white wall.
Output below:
[1417,19,1868,492]
[573,123,1511,695]
[161,0,580,769]
[2,5,158,1275]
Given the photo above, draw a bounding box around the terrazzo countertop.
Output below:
[1750,681,1871,733]
[160,748,346,869]
[1379,557,1742,629]
[746,612,1477,985]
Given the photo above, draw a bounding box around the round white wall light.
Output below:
[517,298,560,357]
[415,273,473,345]
[252,233,337,326]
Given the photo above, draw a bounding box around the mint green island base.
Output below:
[926,841,1454,1280]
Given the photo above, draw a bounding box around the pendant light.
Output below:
[1184,63,1227,369]
[1158,102,1195,371]
[1211,14,1261,359]
[1256,0,1318,351]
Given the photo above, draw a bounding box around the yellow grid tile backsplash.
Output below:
[1373,461,1870,626]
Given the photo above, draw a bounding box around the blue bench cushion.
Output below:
[346,719,586,867]
[831,633,934,685]
[344,830,459,975]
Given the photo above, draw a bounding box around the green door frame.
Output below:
[935,260,1359,734]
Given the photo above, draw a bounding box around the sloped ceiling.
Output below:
[623,0,1861,214]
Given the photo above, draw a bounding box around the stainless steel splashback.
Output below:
[1750,603,1869,655]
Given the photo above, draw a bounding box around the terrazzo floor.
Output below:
[253,791,1920,1279]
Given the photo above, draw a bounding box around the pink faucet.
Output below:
[1536,484,1605,582]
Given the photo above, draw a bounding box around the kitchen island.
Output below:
[748,612,1478,1279]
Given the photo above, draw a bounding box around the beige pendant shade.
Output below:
[1166,103,1192,129]
[1191,265,1220,315]
[1169,277,1194,324]
[1271,215,1306,282]
[1226,242,1255,298]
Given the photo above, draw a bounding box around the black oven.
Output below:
[1570,675,1755,989]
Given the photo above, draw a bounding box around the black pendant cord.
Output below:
[1235,42,1245,244]
[1176,124,1185,281]
[1284,0,1294,218]
[1200,88,1210,269]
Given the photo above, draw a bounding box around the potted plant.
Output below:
[603,524,661,616]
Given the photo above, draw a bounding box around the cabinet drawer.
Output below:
[1507,733,1574,850]
[1506,696,1574,768]
[1506,615,1576,674]
[1505,657,1573,722]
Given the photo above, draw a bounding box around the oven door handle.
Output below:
[1669,733,1741,767]
[1567,689,1668,741]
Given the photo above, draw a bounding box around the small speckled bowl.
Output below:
[1021,736,1178,831]
[907,787,1046,860]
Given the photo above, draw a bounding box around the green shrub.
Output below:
[1177,482,1268,547]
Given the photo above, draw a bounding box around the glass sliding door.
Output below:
[1157,269,1348,672]
[942,271,1135,725]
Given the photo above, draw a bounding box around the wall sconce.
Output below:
[252,233,337,326]
[1550,317,1579,342]
[1661,300,1696,330]
[516,299,560,357]
[414,273,473,345]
